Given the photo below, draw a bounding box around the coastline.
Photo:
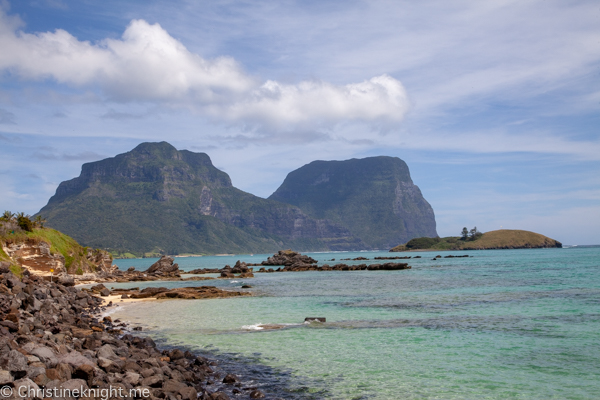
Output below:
[105,292,330,400]
[0,265,274,399]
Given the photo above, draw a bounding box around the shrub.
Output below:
[405,237,441,249]
[17,216,33,232]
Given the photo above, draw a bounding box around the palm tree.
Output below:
[1,211,14,221]
[34,215,46,228]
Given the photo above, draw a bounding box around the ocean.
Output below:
[109,248,600,399]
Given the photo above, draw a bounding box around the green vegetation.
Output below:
[111,251,142,259]
[460,226,483,241]
[390,229,562,252]
[9,264,23,277]
[1,211,111,273]
[38,142,431,254]
[404,236,441,249]
[269,156,437,249]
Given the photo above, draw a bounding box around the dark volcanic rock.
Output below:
[0,269,273,399]
[115,286,251,300]
[256,250,411,273]
[146,256,181,278]
[262,250,318,267]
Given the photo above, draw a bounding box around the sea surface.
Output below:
[110,248,600,399]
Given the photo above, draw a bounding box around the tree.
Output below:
[469,226,482,240]
[1,211,14,222]
[461,227,469,240]
[17,213,33,232]
[34,215,46,228]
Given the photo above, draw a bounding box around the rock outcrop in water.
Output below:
[110,286,252,300]
[256,262,411,273]
[145,256,181,278]
[261,249,318,267]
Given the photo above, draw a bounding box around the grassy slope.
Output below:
[390,229,562,252]
[1,227,104,272]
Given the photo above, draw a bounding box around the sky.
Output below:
[0,0,598,245]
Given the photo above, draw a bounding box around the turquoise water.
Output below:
[111,248,600,399]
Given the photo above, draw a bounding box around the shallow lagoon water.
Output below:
[111,248,600,399]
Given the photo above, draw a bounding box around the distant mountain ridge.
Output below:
[38,142,437,255]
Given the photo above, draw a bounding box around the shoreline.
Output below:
[103,290,327,399]
[0,265,275,399]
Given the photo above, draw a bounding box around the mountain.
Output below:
[37,143,438,255]
[268,157,437,249]
[38,142,361,255]
[390,229,562,251]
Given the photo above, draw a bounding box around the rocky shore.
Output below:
[0,263,267,399]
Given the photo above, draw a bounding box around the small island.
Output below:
[390,229,562,252]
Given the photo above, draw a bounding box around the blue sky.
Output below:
[0,0,598,245]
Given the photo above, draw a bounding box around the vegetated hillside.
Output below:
[0,217,113,275]
[390,229,562,252]
[269,157,437,249]
[37,142,363,256]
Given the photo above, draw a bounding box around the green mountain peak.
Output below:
[269,156,437,249]
[38,143,437,255]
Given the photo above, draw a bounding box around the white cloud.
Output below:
[215,74,408,130]
[0,9,408,131]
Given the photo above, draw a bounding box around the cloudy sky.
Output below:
[0,0,598,244]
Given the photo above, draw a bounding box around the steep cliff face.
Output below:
[269,157,438,249]
[39,142,362,254]
[39,143,437,254]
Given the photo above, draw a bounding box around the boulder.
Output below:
[0,369,13,385]
[179,386,197,400]
[142,375,163,388]
[30,346,59,366]
[123,371,140,386]
[57,275,75,287]
[58,351,96,367]
[145,256,181,277]
[0,350,28,374]
[0,262,10,274]
[13,378,39,399]
[222,373,238,384]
